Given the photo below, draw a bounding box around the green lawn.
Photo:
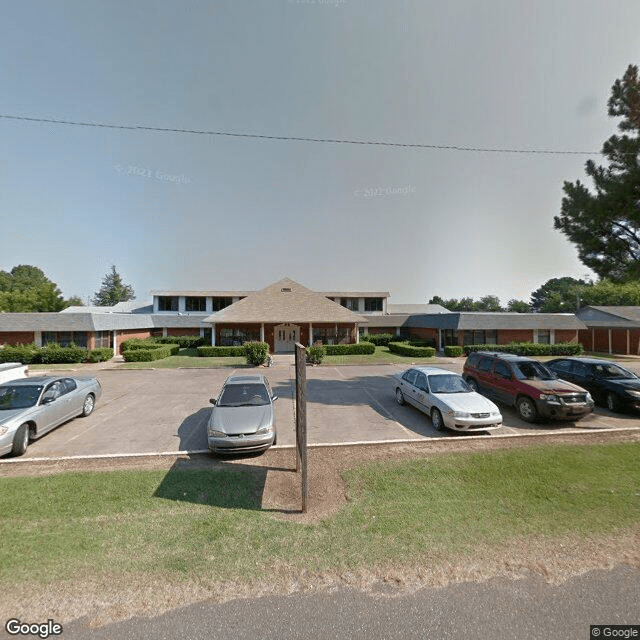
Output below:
[322,345,440,365]
[1,442,638,588]
[118,349,248,369]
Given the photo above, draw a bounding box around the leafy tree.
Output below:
[92,265,135,306]
[554,64,640,281]
[428,295,506,312]
[530,277,588,313]
[507,299,531,312]
[0,265,69,312]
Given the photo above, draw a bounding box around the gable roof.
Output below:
[205,278,368,324]
[405,312,586,330]
[387,303,449,314]
[577,306,640,327]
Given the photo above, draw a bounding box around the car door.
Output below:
[475,357,497,397]
[37,381,68,435]
[549,359,576,384]
[399,369,419,407]
[570,362,601,399]
[412,372,431,415]
[491,360,515,405]
[59,378,80,420]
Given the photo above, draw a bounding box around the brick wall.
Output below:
[407,328,438,341]
[117,329,153,354]
[0,331,36,346]
[555,330,579,344]
[497,330,533,345]
[167,327,200,336]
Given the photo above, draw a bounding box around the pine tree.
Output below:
[92,265,135,306]
[554,64,640,281]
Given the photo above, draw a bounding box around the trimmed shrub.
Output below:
[244,341,269,366]
[197,345,246,357]
[306,345,326,364]
[360,333,401,347]
[0,343,39,364]
[408,339,437,348]
[324,342,376,355]
[153,335,205,348]
[444,345,464,357]
[462,342,584,357]
[88,347,114,362]
[37,343,88,364]
[120,338,159,351]
[388,342,436,357]
[123,344,178,362]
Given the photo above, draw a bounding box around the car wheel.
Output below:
[606,393,621,413]
[516,396,537,422]
[466,378,479,392]
[431,408,444,431]
[81,394,95,417]
[395,388,405,405]
[12,424,29,456]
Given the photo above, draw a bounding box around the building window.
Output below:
[364,298,383,312]
[150,328,163,337]
[211,297,233,312]
[158,296,179,311]
[219,327,260,346]
[463,330,498,345]
[537,329,551,344]
[442,329,458,346]
[42,331,88,348]
[94,331,111,348]
[185,296,206,312]
[340,298,359,312]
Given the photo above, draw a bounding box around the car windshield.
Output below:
[217,383,271,407]
[512,361,555,381]
[592,363,636,379]
[428,374,470,394]
[0,385,43,410]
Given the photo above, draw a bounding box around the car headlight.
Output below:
[625,390,640,399]
[490,411,501,418]
[451,411,471,418]
[255,425,274,435]
[208,428,227,438]
[539,394,560,402]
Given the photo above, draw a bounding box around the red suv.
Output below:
[463,351,594,422]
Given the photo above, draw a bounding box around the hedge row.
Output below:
[388,342,436,357]
[0,343,112,364]
[324,342,376,355]
[306,345,326,364]
[152,335,205,348]
[462,342,584,356]
[122,344,180,362]
[360,333,404,346]
[444,346,464,357]
[196,346,247,357]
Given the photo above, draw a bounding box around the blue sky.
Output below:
[1,1,639,305]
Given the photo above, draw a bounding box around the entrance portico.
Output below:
[205,278,367,353]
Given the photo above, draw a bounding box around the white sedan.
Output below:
[393,366,502,432]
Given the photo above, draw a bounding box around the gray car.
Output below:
[208,374,278,454]
[0,376,102,457]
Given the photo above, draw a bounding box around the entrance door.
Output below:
[274,324,299,353]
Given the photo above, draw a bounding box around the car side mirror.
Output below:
[272,395,278,401]
[209,398,217,405]
[41,396,55,404]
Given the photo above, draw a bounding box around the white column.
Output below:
[355,324,359,344]
[34,331,42,347]
[112,330,118,356]
[608,329,612,354]
[163,327,168,338]
[308,323,313,346]
[627,329,630,355]
[260,323,265,342]
[212,324,216,346]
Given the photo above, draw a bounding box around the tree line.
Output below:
[0,264,134,312]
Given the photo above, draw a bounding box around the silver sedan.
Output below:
[208,374,277,454]
[0,376,102,457]
[393,366,502,432]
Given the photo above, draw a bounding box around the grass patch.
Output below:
[1,442,638,588]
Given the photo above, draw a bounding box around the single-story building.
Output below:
[576,306,640,355]
[0,277,618,356]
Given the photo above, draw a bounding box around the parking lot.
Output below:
[5,359,640,461]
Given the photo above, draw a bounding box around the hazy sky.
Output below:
[1,1,639,305]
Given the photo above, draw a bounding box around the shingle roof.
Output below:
[406,312,586,330]
[577,306,640,327]
[205,278,368,324]
[387,303,449,314]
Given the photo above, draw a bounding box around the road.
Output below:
[61,565,640,640]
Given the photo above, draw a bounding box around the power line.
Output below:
[0,112,606,155]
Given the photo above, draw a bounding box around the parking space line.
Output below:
[64,404,131,442]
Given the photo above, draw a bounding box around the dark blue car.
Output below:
[546,357,640,413]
